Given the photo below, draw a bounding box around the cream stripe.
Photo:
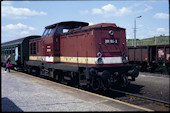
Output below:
[60,56,96,64]
[29,56,123,64]
[29,56,43,61]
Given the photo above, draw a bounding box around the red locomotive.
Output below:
[2,21,138,91]
[26,21,138,90]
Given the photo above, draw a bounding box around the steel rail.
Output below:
[110,88,170,105]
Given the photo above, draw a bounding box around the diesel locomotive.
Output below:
[1,21,139,90]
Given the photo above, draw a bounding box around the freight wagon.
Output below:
[127,44,170,74]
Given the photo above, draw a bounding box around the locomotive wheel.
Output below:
[27,67,31,74]
[91,77,101,91]
[101,79,109,91]
[71,72,79,87]
[101,70,111,90]
[58,73,64,83]
[115,74,129,87]
[120,74,129,87]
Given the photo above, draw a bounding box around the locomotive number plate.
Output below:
[105,38,118,44]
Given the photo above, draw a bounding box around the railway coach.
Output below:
[1,35,41,70]
[1,21,139,91]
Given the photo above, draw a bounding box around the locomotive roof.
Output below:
[61,23,125,35]
[1,35,41,47]
[45,21,89,29]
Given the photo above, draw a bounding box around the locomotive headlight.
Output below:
[122,56,128,64]
[97,52,103,64]
[109,30,114,36]
[97,52,102,57]
[97,57,103,64]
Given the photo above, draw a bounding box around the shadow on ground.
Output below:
[1,97,23,112]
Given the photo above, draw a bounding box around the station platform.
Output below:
[1,68,152,111]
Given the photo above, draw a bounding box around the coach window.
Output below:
[37,41,39,53]
[4,49,5,54]
[12,48,15,55]
[33,42,36,55]
[7,48,9,54]
[30,43,33,55]
[18,45,21,56]
[30,42,36,55]
[9,49,12,54]
[6,48,7,54]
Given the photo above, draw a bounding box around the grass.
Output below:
[126,36,170,46]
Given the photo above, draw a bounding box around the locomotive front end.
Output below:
[87,23,139,90]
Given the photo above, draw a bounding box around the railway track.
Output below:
[108,88,170,111]
[51,78,169,111]
[140,71,170,77]
[70,82,170,111]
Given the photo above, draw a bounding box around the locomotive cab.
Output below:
[40,21,89,62]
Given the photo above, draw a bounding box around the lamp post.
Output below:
[134,16,142,47]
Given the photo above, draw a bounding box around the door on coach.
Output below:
[15,47,18,62]
[15,45,21,65]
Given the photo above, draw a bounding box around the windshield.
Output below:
[42,27,56,36]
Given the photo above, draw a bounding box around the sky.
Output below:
[1,0,169,43]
